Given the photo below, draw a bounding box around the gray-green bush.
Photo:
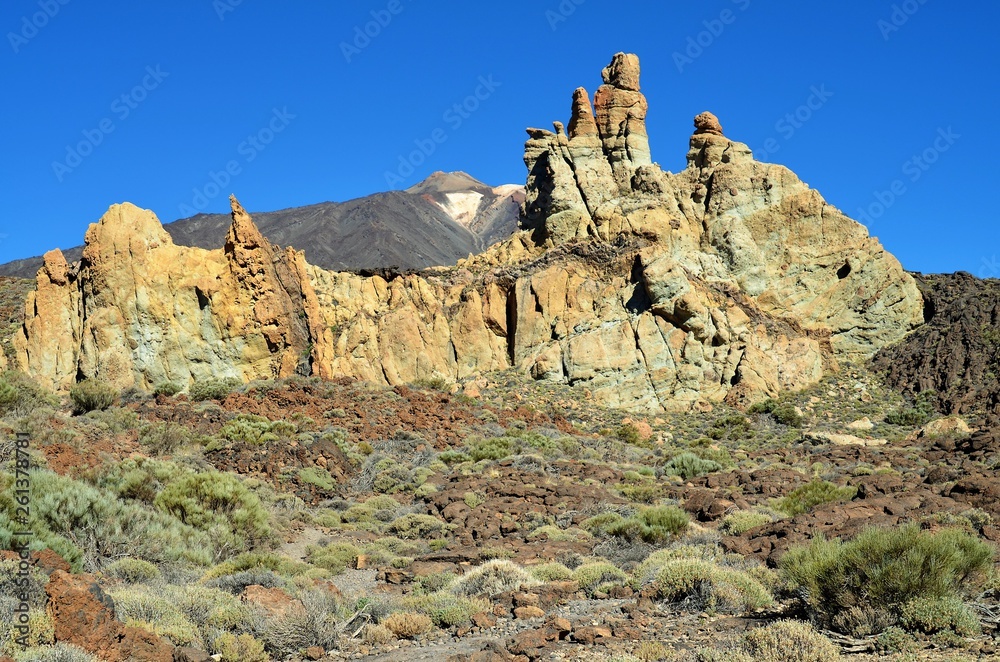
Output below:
[780,525,993,636]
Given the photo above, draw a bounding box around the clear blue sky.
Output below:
[2,1,997,276]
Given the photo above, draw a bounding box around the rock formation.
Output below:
[14,53,925,412]
[14,199,318,392]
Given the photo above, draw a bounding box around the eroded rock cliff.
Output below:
[14,54,924,412]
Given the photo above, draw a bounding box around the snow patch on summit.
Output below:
[439,192,485,227]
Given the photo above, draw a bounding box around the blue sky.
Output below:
[2,1,997,276]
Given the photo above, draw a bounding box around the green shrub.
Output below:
[581,512,624,536]
[413,376,448,391]
[468,437,515,462]
[774,481,856,517]
[528,562,573,582]
[1,607,53,652]
[154,472,271,555]
[213,632,268,662]
[339,495,401,525]
[607,506,689,545]
[372,462,416,493]
[169,584,260,633]
[885,390,937,427]
[0,371,56,417]
[663,452,723,479]
[95,457,189,503]
[153,381,182,397]
[413,572,457,595]
[651,558,773,612]
[138,422,191,455]
[189,377,241,402]
[110,586,202,647]
[205,568,286,595]
[200,551,311,581]
[697,620,840,661]
[617,481,663,504]
[615,423,644,446]
[900,596,980,637]
[94,408,142,435]
[104,557,162,584]
[387,513,447,540]
[708,414,754,441]
[218,414,278,445]
[885,408,930,426]
[438,450,472,465]
[0,470,212,571]
[0,559,48,611]
[382,611,432,638]
[306,542,360,575]
[69,379,117,414]
[12,643,98,662]
[572,561,628,596]
[780,525,993,635]
[404,590,488,627]
[748,399,803,427]
[463,491,486,509]
[452,559,537,597]
[478,545,514,560]
[298,466,335,491]
[719,510,774,536]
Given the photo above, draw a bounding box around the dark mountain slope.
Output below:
[0,172,522,277]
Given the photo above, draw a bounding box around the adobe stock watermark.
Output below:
[10,433,33,652]
[7,0,71,54]
[213,0,246,21]
[980,256,999,280]
[341,0,408,63]
[878,0,930,40]
[752,85,834,162]
[178,107,295,216]
[545,0,585,31]
[673,0,751,73]
[383,76,500,187]
[855,127,959,227]
[51,65,170,183]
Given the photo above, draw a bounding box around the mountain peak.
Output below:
[405,170,491,195]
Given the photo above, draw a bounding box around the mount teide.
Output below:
[0,171,523,278]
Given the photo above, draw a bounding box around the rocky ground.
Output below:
[2,355,1000,661]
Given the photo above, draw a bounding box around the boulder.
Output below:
[45,570,173,662]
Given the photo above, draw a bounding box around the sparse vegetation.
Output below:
[0,332,991,659]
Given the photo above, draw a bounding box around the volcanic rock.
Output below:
[45,570,173,661]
